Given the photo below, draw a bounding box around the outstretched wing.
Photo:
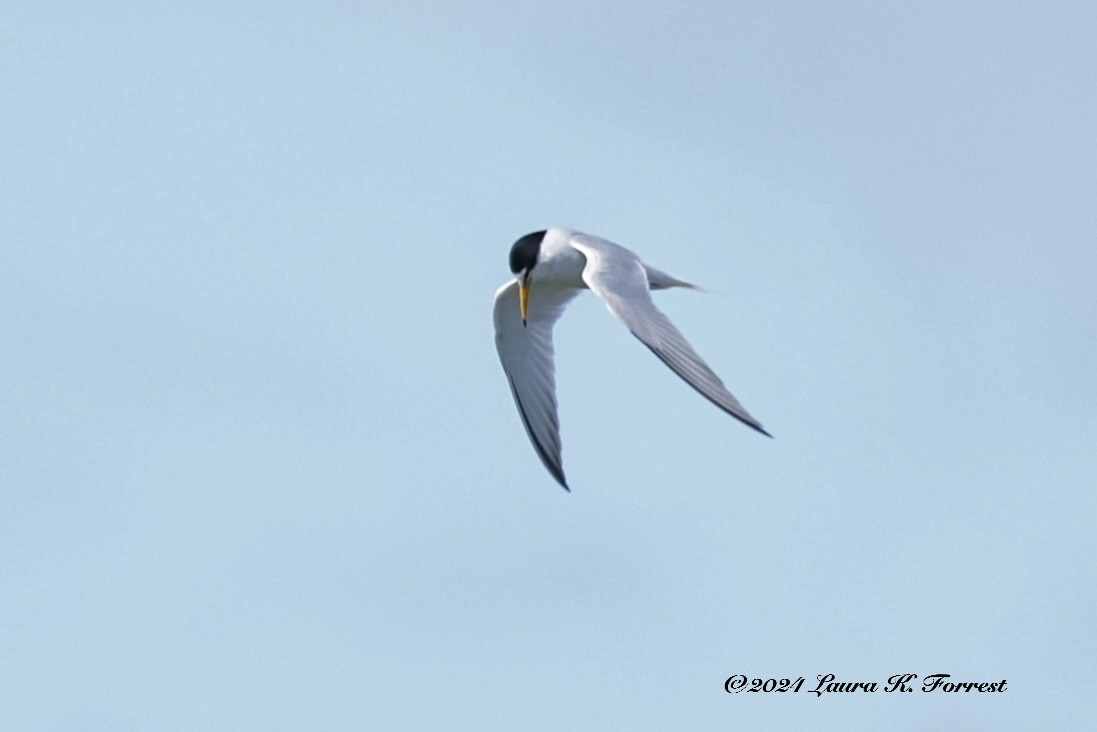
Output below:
[569,233,770,436]
[493,279,581,490]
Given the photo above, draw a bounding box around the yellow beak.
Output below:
[518,280,530,326]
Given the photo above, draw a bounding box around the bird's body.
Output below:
[493,228,768,490]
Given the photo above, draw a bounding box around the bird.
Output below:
[493,228,770,491]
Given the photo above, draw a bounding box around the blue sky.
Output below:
[2,1,1094,729]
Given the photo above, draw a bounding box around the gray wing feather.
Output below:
[493,280,580,490]
[569,234,770,436]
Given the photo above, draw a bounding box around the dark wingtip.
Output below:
[636,337,774,441]
[751,423,773,438]
[550,466,570,491]
[737,417,773,438]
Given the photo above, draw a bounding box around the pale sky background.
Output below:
[2,2,1095,729]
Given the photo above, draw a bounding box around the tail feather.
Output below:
[644,264,702,291]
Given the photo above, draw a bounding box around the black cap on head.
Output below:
[509,230,546,275]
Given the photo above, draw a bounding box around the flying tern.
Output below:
[493,228,770,491]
